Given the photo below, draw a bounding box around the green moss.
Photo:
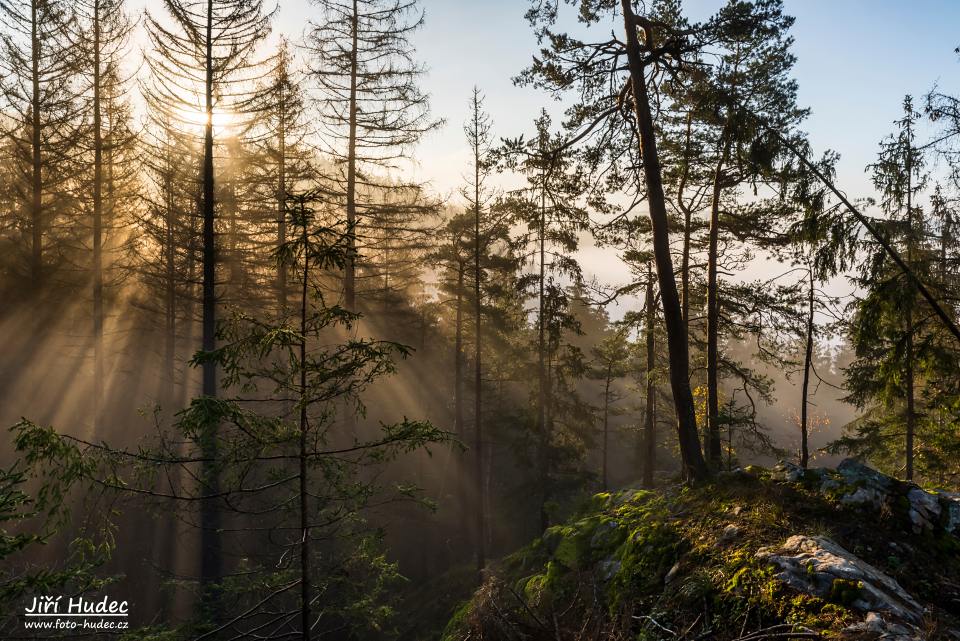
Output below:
[521,559,565,600]
[440,471,955,641]
[717,556,851,631]
[440,599,473,641]
[501,537,549,577]
[604,497,679,608]
[828,578,864,606]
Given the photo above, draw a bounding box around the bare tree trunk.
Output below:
[344,0,359,310]
[472,123,485,579]
[619,2,707,481]
[277,80,287,310]
[800,267,814,468]
[906,311,915,481]
[905,124,915,482]
[904,120,916,481]
[454,262,468,545]
[164,170,175,407]
[160,162,177,620]
[678,112,693,332]
[643,262,656,488]
[601,369,610,491]
[706,148,728,465]
[199,0,222,616]
[537,186,548,531]
[298,217,312,641]
[942,211,951,281]
[91,1,103,429]
[30,0,42,283]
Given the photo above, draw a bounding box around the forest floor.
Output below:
[432,462,960,641]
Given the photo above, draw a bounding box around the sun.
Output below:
[174,104,236,135]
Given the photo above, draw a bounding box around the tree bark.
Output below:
[619,2,707,481]
[905,303,915,480]
[537,184,549,531]
[706,147,728,465]
[92,0,103,429]
[200,0,222,617]
[905,119,915,482]
[677,112,693,332]
[277,77,287,310]
[163,168,176,408]
[472,114,485,579]
[30,0,42,283]
[299,216,312,641]
[454,261,468,545]
[643,262,656,488]
[344,0,359,310]
[800,266,814,469]
[601,368,610,491]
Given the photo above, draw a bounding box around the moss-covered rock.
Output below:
[441,464,960,641]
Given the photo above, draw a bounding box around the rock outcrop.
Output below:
[757,535,924,639]
[771,458,960,536]
[443,460,960,641]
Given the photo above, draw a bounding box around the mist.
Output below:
[3,0,960,640]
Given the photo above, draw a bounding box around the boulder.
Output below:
[771,460,804,483]
[906,487,940,534]
[843,611,923,641]
[837,459,894,511]
[757,535,923,625]
[717,524,741,545]
[939,491,960,535]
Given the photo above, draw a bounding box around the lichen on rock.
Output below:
[757,535,923,630]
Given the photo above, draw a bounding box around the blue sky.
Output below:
[174,0,960,204]
[274,0,960,201]
[147,0,960,294]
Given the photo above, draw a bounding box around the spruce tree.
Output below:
[0,0,80,288]
[588,328,630,491]
[844,97,932,481]
[74,0,136,429]
[248,39,315,312]
[501,110,589,527]
[143,0,273,610]
[305,0,441,311]
[464,87,492,575]
[672,0,808,465]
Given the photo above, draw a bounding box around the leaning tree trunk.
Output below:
[619,1,707,481]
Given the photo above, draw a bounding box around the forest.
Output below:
[2,0,960,639]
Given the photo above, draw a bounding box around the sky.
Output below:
[138,0,960,307]
[265,0,960,199]
[279,1,960,291]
